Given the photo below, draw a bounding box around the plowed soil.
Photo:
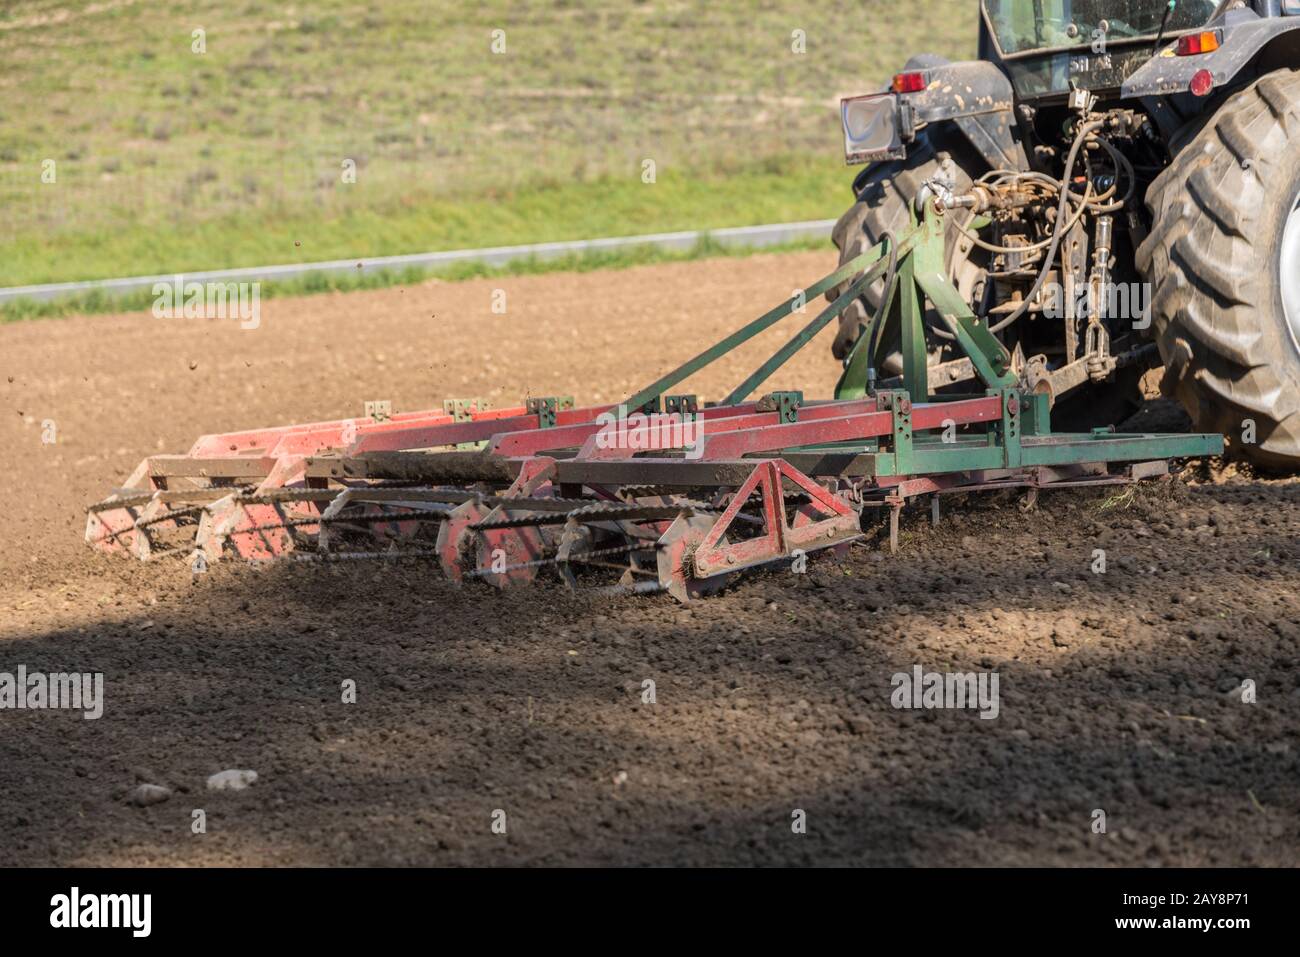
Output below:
[1,252,1297,866]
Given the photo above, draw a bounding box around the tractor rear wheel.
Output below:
[1137,69,1300,469]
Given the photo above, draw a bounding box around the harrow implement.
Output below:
[86,200,1223,600]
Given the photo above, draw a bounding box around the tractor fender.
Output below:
[903,60,1027,170]
[1121,7,1300,98]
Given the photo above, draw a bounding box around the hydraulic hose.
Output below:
[986,117,1107,334]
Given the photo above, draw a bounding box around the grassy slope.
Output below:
[0,0,975,288]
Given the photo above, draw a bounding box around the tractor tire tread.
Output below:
[1136,68,1300,467]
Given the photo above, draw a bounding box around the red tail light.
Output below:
[1190,69,1215,97]
[1176,30,1221,56]
[892,72,928,94]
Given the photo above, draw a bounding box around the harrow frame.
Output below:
[87,201,1223,598]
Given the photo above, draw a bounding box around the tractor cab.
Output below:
[979,0,1223,97]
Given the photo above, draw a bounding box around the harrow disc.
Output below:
[656,514,730,603]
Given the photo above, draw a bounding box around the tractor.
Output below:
[830,0,1300,468]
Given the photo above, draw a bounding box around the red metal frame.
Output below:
[86,394,1006,562]
[691,459,861,578]
[570,394,1002,460]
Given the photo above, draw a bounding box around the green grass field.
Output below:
[0,0,976,290]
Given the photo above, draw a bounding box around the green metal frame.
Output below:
[835,203,1016,403]
[618,200,1223,479]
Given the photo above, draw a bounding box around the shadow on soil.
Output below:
[0,481,1297,866]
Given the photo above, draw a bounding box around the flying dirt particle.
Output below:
[6,376,12,383]
[294,240,301,247]
[188,360,198,370]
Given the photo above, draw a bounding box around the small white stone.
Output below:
[206,769,258,791]
[126,784,172,807]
